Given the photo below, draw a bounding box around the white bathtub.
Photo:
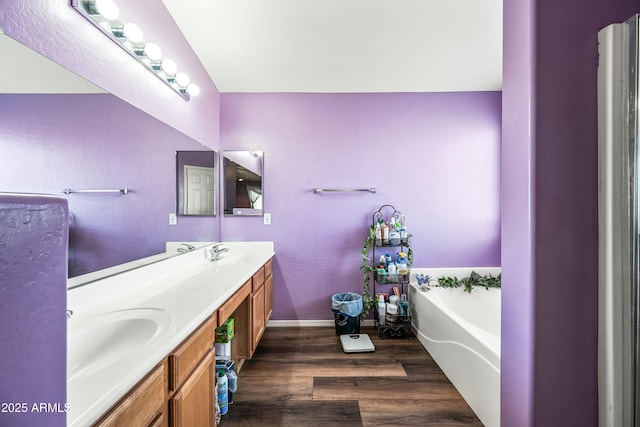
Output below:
[409,267,501,427]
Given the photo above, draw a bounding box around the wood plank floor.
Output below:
[222,326,483,427]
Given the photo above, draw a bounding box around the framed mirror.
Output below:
[176,150,217,216]
[223,151,263,216]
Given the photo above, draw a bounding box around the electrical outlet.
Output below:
[169,213,177,225]
[263,213,271,225]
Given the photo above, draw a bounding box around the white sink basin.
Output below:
[214,253,244,267]
[68,308,173,382]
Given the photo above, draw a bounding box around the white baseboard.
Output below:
[267,319,374,327]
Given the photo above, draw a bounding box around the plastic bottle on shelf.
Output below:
[385,253,392,265]
[389,229,401,246]
[381,223,389,245]
[386,302,399,315]
[396,252,409,278]
[399,294,409,316]
[387,262,397,281]
[217,370,229,416]
[400,227,408,242]
[377,294,386,326]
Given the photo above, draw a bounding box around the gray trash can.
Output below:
[331,292,363,335]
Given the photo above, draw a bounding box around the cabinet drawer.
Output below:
[169,314,216,391]
[218,279,251,325]
[93,362,166,427]
[251,266,265,292]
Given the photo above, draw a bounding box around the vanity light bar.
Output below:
[71,0,199,101]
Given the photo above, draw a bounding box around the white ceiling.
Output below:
[0,1,502,95]
[163,0,503,93]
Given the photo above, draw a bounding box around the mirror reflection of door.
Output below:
[176,151,216,216]
[184,165,215,215]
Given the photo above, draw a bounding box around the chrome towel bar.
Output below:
[313,188,376,194]
[60,188,129,195]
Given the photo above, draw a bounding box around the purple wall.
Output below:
[0,94,219,277]
[220,92,502,320]
[0,0,220,148]
[502,1,638,426]
[0,193,68,427]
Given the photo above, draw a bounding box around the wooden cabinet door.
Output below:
[169,351,214,427]
[251,284,266,354]
[265,273,273,322]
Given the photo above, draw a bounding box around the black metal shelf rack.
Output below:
[369,204,413,339]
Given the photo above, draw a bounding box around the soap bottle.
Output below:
[217,370,229,416]
[374,223,382,244]
[377,294,386,326]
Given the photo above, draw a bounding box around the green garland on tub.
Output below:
[438,271,501,294]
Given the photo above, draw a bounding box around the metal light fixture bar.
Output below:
[71,0,200,101]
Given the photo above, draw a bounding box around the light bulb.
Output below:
[175,72,190,87]
[111,22,143,43]
[85,0,120,21]
[143,43,162,61]
[186,83,200,97]
[161,59,177,75]
[122,23,143,43]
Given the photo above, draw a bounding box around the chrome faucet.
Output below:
[209,243,229,261]
[177,243,196,253]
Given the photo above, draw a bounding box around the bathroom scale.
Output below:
[340,334,375,353]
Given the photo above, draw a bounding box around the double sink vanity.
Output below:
[66,241,275,426]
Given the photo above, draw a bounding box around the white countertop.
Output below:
[66,241,274,427]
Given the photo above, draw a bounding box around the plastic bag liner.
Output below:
[331,292,363,317]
